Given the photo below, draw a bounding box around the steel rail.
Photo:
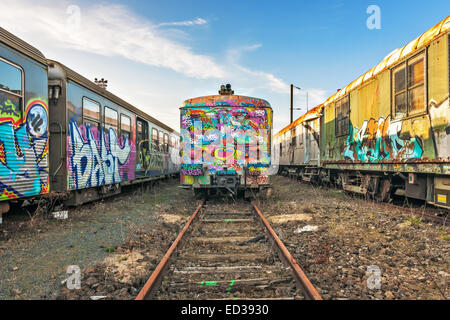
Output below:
[136,201,205,300]
[252,202,323,300]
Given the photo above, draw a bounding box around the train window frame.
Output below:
[120,113,131,139]
[104,106,118,132]
[158,130,164,151]
[0,56,24,117]
[391,50,427,120]
[291,128,297,147]
[151,128,159,151]
[163,133,169,152]
[82,96,101,129]
[170,136,176,148]
[335,94,350,137]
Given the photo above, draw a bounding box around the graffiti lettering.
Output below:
[180,169,203,176]
[344,116,423,162]
[68,121,132,189]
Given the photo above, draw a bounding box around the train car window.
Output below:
[137,121,143,137]
[170,136,176,148]
[159,130,164,151]
[104,106,118,132]
[164,133,169,152]
[151,128,159,151]
[0,58,23,117]
[136,118,149,155]
[82,97,100,128]
[393,63,407,118]
[335,95,350,137]
[0,59,22,95]
[120,114,131,139]
[392,52,426,119]
[407,54,425,115]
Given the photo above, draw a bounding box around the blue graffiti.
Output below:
[69,121,131,189]
[0,103,48,199]
[344,117,423,163]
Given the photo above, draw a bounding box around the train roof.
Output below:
[275,15,450,138]
[0,27,47,65]
[181,94,272,109]
[47,59,178,135]
[275,105,324,138]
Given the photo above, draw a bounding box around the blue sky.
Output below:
[1,0,448,132]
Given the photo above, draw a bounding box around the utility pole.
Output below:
[290,84,294,124]
[306,91,309,111]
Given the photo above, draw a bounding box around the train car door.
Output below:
[304,125,310,164]
[289,127,296,165]
[136,118,149,175]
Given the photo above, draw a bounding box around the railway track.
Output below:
[136,200,322,300]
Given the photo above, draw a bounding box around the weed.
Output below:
[406,216,423,226]
[439,232,450,241]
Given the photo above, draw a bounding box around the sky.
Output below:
[0,0,448,133]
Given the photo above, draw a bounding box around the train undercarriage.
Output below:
[279,165,450,210]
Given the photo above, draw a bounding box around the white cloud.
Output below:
[226,44,290,94]
[156,18,208,28]
[0,0,328,133]
[0,0,225,79]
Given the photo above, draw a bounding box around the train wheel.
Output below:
[194,189,206,200]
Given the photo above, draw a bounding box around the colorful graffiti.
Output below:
[182,95,271,108]
[67,121,136,189]
[429,97,450,159]
[181,107,271,168]
[180,103,272,185]
[0,99,49,200]
[136,140,166,176]
[180,164,203,176]
[344,115,423,162]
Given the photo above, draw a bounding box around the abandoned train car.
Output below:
[276,16,450,209]
[48,60,180,206]
[180,85,273,197]
[275,105,323,183]
[0,27,50,220]
[0,26,180,222]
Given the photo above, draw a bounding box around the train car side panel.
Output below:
[66,81,137,191]
[0,40,49,206]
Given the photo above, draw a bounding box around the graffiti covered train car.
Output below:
[0,27,50,220]
[275,105,323,183]
[276,16,450,209]
[48,60,180,206]
[0,26,180,221]
[180,85,273,198]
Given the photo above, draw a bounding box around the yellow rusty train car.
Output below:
[276,16,450,209]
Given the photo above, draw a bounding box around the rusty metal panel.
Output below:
[277,16,450,147]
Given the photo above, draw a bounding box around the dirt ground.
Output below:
[255,176,449,300]
[0,179,197,300]
[0,176,448,300]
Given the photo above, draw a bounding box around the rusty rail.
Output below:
[252,202,323,300]
[136,201,205,300]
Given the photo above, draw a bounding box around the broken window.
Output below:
[335,95,350,137]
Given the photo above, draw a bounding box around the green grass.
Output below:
[328,189,348,199]
[439,232,450,241]
[406,216,423,226]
